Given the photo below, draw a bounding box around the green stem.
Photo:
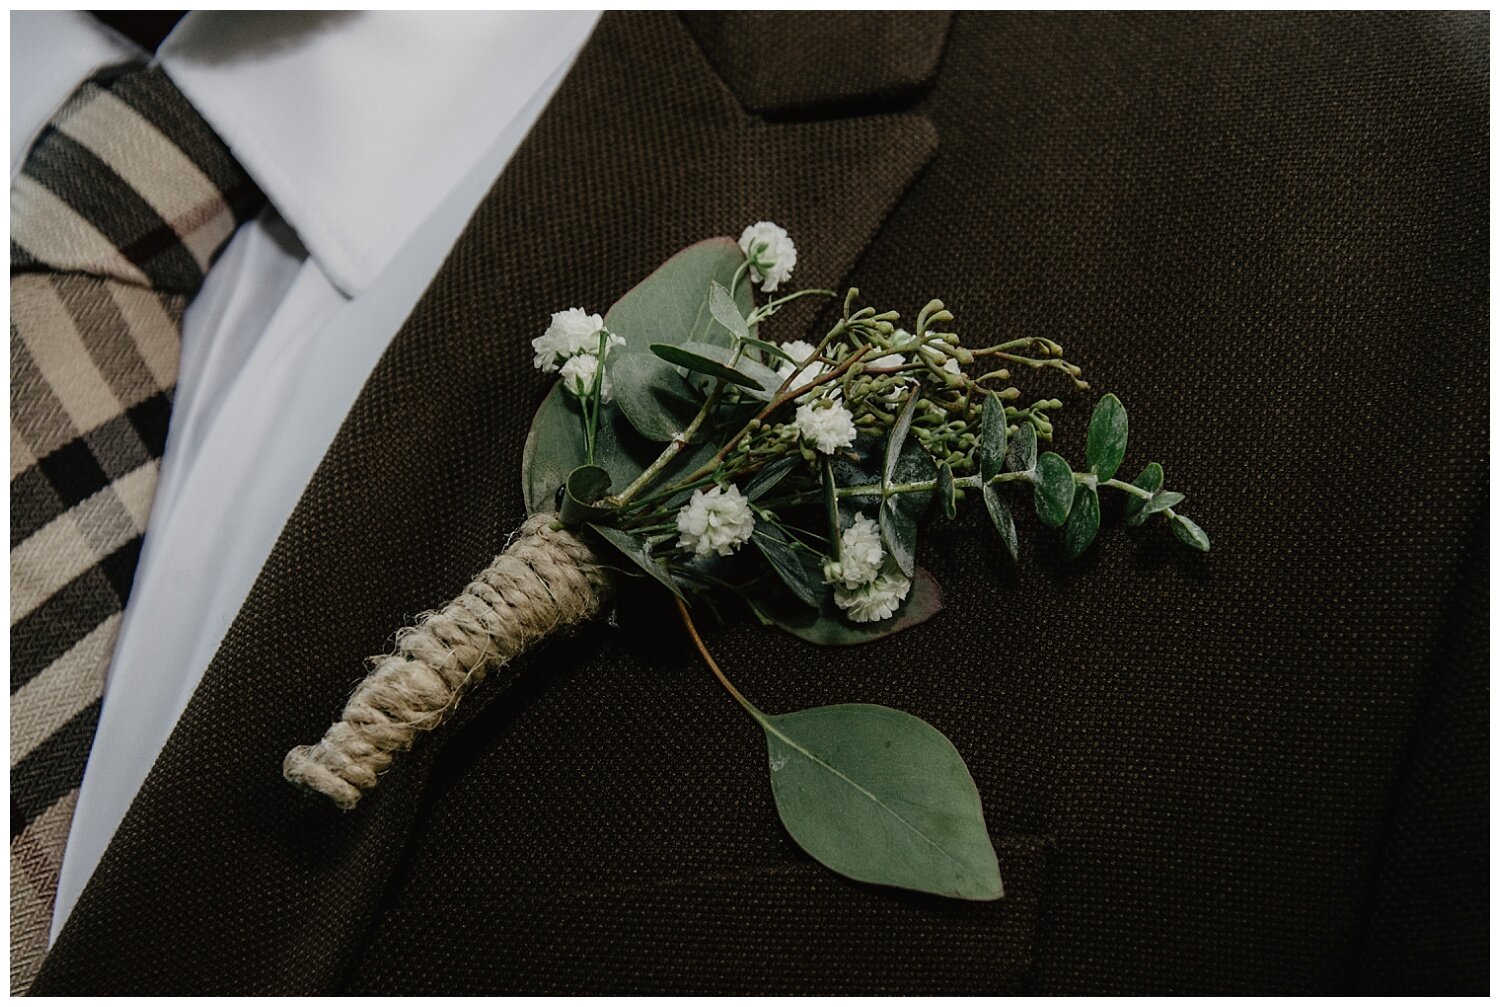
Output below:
[1100,477,1155,501]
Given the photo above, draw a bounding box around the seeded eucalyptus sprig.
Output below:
[520,224,1209,902]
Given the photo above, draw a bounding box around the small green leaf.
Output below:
[607,353,703,443]
[1139,489,1185,521]
[559,465,612,525]
[708,280,750,342]
[651,342,764,390]
[1086,393,1129,482]
[739,336,795,364]
[1171,513,1211,552]
[1033,452,1075,528]
[979,395,1008,481]
[1124,461,1164,526]
[879,496,917,578]
[936,462,957,520]
[883,391,920,487]
[751,523,823,608]
[588,523,684,600]
[1006,421,1037,475]
[759,702,1001,900]
[1063,484,1101,559]
[759,567,944,646]
[982,484,1019,562]
[743,457,798,502]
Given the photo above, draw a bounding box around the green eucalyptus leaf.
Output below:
[759,567,944,646]
[739,335,795,364]
[759,702,1001,900]
[937,462,957,520]
[604,237,753,354]
[1033,452,1075,528]
[521,385,716,515]
[751,523,824,608]
[1124,461,1165,526]
[1063,484,1101,560]
[1170,513,1211,552]
[979,395,1008,481]
[652,342,765,390]
[982,483,1019,562]
[1006,420,1037,475]
[524,239,749,513]
[744,457,798,502]
[708,280,751,342]
[1139,489,1186,521]
[879,496,917,578]
[1086,393,1129,481]
[559,465,612,525]
[588,523,685,601]
[607,353,703,443]
[884,391,920,487]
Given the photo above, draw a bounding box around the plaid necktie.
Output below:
[10,63,262,992]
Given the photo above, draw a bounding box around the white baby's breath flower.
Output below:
[794,401,857,454]
[532,307,624,373]
[822,513,885,590]
[835,568,913,623]
[776,339,825,391]
[675,484,756,558]
[739,221,797,293]
[560,352,613,402]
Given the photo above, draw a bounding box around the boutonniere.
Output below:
[286,223,1208,901]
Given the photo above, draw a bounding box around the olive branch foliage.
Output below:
[521,236,1207,902]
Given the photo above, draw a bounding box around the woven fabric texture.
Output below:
[11,64,261,992]
[33,12,1487,995]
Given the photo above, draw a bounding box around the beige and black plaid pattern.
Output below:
[10,63,261,992]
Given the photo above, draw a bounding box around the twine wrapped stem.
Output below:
[283,513,609,810]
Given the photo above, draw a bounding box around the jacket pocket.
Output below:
[346,833,1053,994]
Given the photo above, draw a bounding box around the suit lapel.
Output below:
[36,12,943,993]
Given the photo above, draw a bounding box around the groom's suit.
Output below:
[32,12,1487,994]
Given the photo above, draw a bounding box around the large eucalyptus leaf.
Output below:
[1124,461,1165,526]
[1086,393,1128,482]
[1006,421,1037,475]
[588,523,684,601]
[759,567,944,646]
[751,523,824,608]
[759,703,1001,900]
[1063,484,1101,560]
[608,353,704,443]
[1032,452,1075,528]
[524,239,749,512]
[979,395,1008,481]
[982,483,1019,562]
[521,385,716,515]
[604,237,753,354]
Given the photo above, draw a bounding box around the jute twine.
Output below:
[283,513,610,810]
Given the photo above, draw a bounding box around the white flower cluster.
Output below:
[675,484,756,557]
[738,221,797,293]
[822,513,913,623]
[775,339,823,392]
[532,307,624,402]
[794,401,857,455]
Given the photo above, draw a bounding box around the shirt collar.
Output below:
[158,11,598,296]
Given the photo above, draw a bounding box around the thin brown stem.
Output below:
[675,596,757,716]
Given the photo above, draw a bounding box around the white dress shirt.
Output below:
[13,10,599,939]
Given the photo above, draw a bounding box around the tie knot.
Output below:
[12,63,263,294]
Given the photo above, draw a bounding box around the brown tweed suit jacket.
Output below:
[32,12,1487,994]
